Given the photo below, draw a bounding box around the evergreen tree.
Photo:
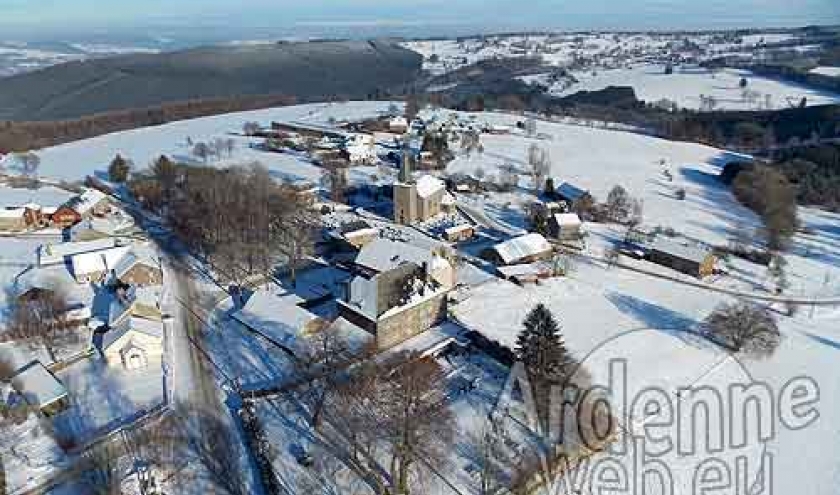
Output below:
[515,304,576,433]
[108,154,131,183]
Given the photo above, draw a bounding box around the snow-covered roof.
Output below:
[13,265,79,301]
[354,237,431,273]
[113,246,158,279]
[71,245,131,277]
[556,182,589,202]
[68,188,108,216]
[10,361,68,409]
[416,175,446,199]
[444,224,474,235]
[442,192,456,206]
[71,214,135,238]
[493,233,552,264]
[0,207,26,219]
[232,290,320,351]
[552,213,582,228]
[649,237,712,264]
[38,238,118,266]
[102,317,163,351]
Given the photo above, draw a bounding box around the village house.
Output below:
[555,182,593,211]
[232,289,327,353]
[38,238,121,267]
[0,208,27,232]
[69,213,135,241]
[344,134,378,165]
[8,361,70,417]
[113,248,162,287]
[70,245,132,284]
[547,213,584,241]
[482,233,554,266]
[647,237,717,278]
[338,238,455,349]
[327,220,379,250]
[49,205,83,228]
[66,188,110,219]
[101,317,164,371]
[444,223,476,243]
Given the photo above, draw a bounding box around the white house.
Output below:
[38,238,120,267]
[70,245,132,283]
[68,188,109,218]
[548,213,584,241]
[101,317,164,370]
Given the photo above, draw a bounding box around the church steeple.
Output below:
[399,135,415,184]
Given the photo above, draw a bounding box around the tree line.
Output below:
[0,94,297,153]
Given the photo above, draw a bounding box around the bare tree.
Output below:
[192,142,211,163]
[320,161,349,204]
[604,246,621,269]
[173,407,248,495]
[242,122,261,136]
[79,442,123,495]
[17,152,40,178]
[9,288,74,363]
[469,423,511,495]
[524,117,538,138]
[333,353,454,494]
[605,185,632,223]
[527,144,551,191]
[704,302,781,358]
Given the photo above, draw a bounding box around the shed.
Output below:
[9,361,69,417]
[555,182,592,208]
[483,233,553,266]
[547,213,583,241]
[647,238,716,278]
[444,224,475,242]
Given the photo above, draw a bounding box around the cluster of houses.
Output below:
[0,187,111,233]
[3,229,165,418]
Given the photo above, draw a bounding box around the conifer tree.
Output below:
[515,303,576,432]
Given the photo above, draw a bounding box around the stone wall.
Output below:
[376,291,447,349]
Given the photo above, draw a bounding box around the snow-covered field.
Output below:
[404,31,839,110]
[0,101,396,184]
[552,65,840,110]
[2,100,840,493]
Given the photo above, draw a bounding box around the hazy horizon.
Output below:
[2,0,838,45]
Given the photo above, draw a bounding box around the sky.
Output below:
[1,0,839,41]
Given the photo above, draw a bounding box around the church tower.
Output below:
[393,137,417,225]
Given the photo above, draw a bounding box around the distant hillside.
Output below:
[0,40,422,122]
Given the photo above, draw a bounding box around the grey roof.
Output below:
[10,361,67,409]
[649,237,711,264]
[102,317,163,351]
[354,238,431,273]
[556,182,589,202]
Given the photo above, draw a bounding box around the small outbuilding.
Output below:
[555,182,592,210]
[9,361,70,417]
[482,233,553,266]
[444,224,475,243]
[547,213,583,241]
[647,237,716,278]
